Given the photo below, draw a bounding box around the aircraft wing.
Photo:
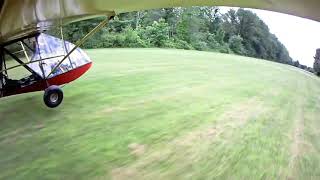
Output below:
[0,0,320,45]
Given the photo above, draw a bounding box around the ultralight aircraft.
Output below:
[0,0,319,108]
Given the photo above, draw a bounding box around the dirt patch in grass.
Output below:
[128,143,147,157]
[0,128,27,144]
[176,98,264,145]
[220,98,263,124]
[109,98,266,180]
[286,95,318,179]
[287,98,306,179]
[34,123,45,130]
[101,84,210,115]
[103,107,129,113]
[111,168,139,180]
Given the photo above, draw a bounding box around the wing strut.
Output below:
[20,41,30,62]
[46,15,115,79]
[0,49,4,97]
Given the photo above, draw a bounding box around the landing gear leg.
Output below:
[43,85,63,108]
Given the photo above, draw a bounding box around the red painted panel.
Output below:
[3,62,92,97]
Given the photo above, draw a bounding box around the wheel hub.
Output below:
[49,93,59,103]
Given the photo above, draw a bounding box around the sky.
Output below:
[220,7,320,67]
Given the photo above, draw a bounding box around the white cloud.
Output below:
[220,7,320,67]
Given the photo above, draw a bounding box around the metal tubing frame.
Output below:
[21,40,34,52]
[0,49,4,91]
[46,15,114,78]
[20,41,30,62]
[1,47,42,79]
[0,49,3,74]
[0,55,64,74]
[2,51,7,75]
[34,36,47,81]
[0,32,39,47]
[0,14,115,80]
[61,26,74,69]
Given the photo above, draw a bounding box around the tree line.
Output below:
[61,7,315,73]
[313,49,320,76]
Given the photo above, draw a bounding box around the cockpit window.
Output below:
[28,33,91,78]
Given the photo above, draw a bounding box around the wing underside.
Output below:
[0,0,320,44]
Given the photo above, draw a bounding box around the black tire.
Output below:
[43,85,63,108]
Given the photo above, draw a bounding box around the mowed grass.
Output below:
[1,49,320,180]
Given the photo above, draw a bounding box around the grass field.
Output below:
[1,49,320,180]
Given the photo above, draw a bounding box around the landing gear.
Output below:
[43,85,63,108]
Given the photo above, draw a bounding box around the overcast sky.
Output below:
[220,7,320,67]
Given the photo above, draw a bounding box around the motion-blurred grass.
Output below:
[0,49,320,179]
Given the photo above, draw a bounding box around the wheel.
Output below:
[43,85,63,108]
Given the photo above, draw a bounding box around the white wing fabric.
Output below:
[1,0,320,44]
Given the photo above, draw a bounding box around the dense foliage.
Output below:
[313,49,320,76]
[62,7,300,67]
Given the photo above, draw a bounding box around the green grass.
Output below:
[1,49,320,180]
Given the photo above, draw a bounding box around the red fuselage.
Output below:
[3,62,92,97]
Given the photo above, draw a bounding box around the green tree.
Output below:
[313,49,320,75]
[140,19,169,47]
[229,35,246,55]
[59,7,295,66]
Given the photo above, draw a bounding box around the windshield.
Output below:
[28,33,91,78]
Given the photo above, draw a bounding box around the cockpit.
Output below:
[0,33,92,97]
